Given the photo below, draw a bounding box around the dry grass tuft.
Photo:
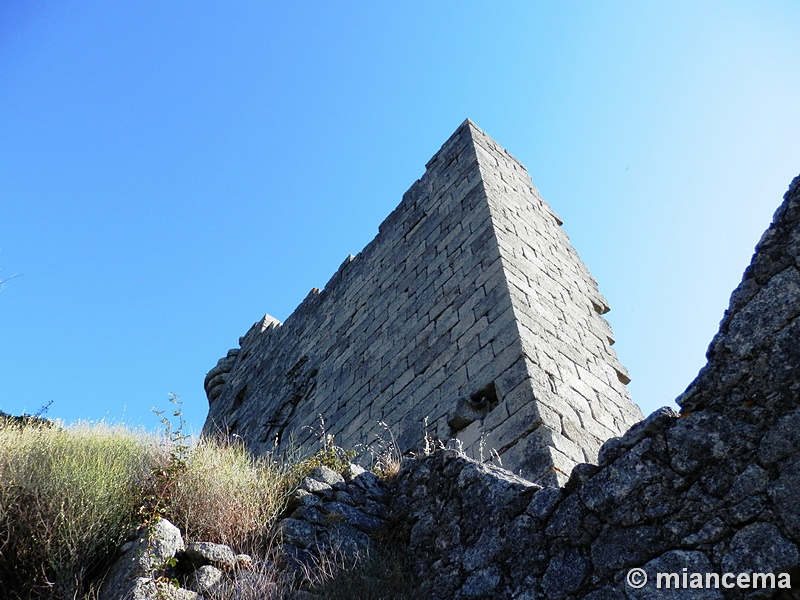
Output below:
[293,543,414,600]
[165,437,289,552]
[0,420,156,600]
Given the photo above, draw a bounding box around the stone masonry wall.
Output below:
[462,127,640,479]
[390,174,800,599]
[202,120,642,484]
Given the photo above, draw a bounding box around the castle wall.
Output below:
[453,126,642,479]
[390,173,800,599]
[202,120,642,483]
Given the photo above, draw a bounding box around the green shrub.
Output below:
[0,421,157,600]
[288,434,356,484]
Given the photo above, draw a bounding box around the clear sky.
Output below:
[1,2,799,435]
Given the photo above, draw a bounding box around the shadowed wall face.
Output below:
[202,121,642,484]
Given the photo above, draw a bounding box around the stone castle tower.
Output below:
[202,120,643,484]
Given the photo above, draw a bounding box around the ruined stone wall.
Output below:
[202,121,641,483]
[465,127,639,477]
[390,174,800,598]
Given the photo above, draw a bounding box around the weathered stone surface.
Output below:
[186,564,224,594]
[202,120,642,483]
[460,565,502,598]
[323,501,384,534]
[629,550,721,600]
[271,461,392,577]
[388,172,800,598]
[299,476,335,499]
[540,548,589,598]
[185,541,237,569]
[306,465,345,486]
[127,578,202,600]
[99,519,185,600]
[721,522,799,576]
[278,518,317,550]
[324,523,373,559]
[349,469,389,502]
[235,553,253,570]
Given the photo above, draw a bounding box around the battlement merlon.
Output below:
[202,119,643,485]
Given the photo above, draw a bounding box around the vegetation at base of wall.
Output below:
[288,434,357,483]
[0,420,156,600]
[294,544,414,600]
[360,421,404,479]
[165,437,288,553]
[0,407,412,600]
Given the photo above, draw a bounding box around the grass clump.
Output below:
[142,395,290,553]
[0,420,156,600]
[164,437,287,552]
[288,433,356,484]
[294,544,414,600]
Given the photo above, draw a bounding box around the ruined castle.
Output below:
[104,153,800,597]
[202,120,643,484]
[119,121,799,598]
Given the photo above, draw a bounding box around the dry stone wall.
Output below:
[203,120,641,484]
[390,174,800,598]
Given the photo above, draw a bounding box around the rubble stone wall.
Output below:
[391,175,800,598]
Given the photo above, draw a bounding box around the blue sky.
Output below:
[1,2,799,435]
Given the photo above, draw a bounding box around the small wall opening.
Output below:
[448,381,499,433]
[232,385,247,412]
[471,381,499,411]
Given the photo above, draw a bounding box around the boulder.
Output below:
[99,519,185,600]
[127,578,202,600]
[186,564,224,595]
[185,541,237,570]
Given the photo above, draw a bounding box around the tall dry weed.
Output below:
[165,437,288,552]
[0,421,156,600]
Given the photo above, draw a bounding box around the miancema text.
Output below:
[658,570,791,590]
